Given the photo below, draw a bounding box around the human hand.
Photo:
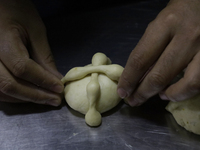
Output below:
[117,0,200,106]
[0,0,64,106]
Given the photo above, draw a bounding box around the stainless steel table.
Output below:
[1,0,200,149]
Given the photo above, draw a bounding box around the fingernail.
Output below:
[46,99,61,106]
[117,88,128,99]
[159,92,169,100]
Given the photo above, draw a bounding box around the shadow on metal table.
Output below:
[0,0,200,149]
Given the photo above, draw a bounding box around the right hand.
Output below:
[117,0,200,106]
[0,0,64,106]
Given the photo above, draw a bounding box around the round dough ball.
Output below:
[166,94,200,135]
[85,109,101,126]
[64,74,121,115]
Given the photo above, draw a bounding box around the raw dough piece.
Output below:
[61,53,124,126]
[166,94,200,135]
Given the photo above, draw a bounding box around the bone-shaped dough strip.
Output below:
[85,73,101,126]
[61,64,124,83]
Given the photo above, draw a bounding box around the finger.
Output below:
[28,27,63,79]
[128,33,198,106]
[0,92,25,103]
[0,28,64,93]
[117,20,171,99]
[0,61,61,106]
[160,51,200,102]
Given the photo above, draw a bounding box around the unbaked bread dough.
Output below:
[61,52,124,126]
[166,94,200,135]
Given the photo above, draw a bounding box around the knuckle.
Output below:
[148,72,167,89]
[151,12,180,32]
[163,13,179,26]
[0,78,14,94]
[128,53,145,71]
[161,51,176,68]
[184,26,200,42]
[6,24,29,43]
[44,53,55,65]
[12,60,27,77]
[134,92,147,103]
[187,78,200,93]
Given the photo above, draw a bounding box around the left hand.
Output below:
[0,0,64,106]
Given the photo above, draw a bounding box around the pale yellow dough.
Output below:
[64,75,120,114]
[61,53,124,126]
[166,94,200,135]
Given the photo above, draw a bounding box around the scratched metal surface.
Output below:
[0,0,200,149]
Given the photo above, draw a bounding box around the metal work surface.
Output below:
[0,0,200,149]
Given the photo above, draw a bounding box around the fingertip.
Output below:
[117,69,136,99]
[52,83,64,93]
[124,96,142,107]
